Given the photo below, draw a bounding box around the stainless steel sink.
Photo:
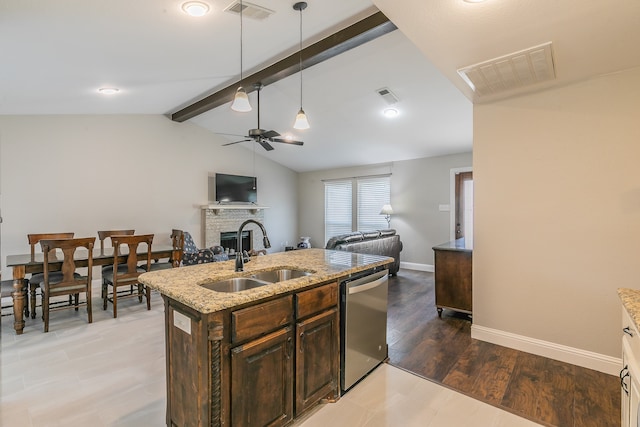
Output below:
[251,269,312,283]
[201,277,270,293]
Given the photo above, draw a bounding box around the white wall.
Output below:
[473,67,640,363]
[297,151,472,267]
[0,115,299,277]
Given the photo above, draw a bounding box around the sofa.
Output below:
[325,229,402,275]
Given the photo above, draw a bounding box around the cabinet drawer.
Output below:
[232,295,293,343]
[296,282,338,319]
[622,307,640,357]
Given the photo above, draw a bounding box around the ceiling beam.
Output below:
[170,11,397,123]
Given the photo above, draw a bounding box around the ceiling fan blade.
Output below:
[271,138,304,146]
[258,138,275,151]
[261,130,280,139]
[222,139,251,146]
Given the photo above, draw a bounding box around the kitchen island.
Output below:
[139,248,392,427]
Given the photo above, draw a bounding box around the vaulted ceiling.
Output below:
[2,0,638,172]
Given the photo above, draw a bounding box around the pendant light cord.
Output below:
[240,0,244,82]
[298,6,303,110]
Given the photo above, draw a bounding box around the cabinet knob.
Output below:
[623,326,634,337]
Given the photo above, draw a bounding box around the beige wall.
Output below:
[0,115,299,277]
[474,67,640,358]
[297,151,472,266]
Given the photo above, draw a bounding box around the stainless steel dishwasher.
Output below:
[341,268,389,392]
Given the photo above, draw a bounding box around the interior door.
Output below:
[455,171,473,240]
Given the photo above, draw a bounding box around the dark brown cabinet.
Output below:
[295,282,339,415]
[231,326,294,426]
[433,239,472,317]
[163,281,340,427]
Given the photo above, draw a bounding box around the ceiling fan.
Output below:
[222,83,304,151]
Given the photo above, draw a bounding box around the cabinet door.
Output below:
[296,308,339,414]
[231,326,294,427]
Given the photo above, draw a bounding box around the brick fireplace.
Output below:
[203,207,265,253]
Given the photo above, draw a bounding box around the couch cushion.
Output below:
[378,229,396,237]
[361,230,381,240]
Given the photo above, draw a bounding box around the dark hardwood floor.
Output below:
[386,269,620,427]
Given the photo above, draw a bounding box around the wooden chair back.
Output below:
[97,229,135,254]
[39,237,95,332]
[28,232,74,261]
[110,234,154,285]
[170,229,185,267]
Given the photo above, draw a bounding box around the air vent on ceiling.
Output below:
[457,42,555,96]
[224,1,274,20]
[376,87,399,105]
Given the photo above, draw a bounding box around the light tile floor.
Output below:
[1,289,542,427]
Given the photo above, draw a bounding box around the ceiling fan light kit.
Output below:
[292,1,310,130]
[230,0,252,112]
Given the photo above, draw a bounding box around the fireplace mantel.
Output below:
[201,204,269,215]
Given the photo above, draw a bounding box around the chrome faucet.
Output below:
[235,219,271,272]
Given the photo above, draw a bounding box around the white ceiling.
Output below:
[2,0,639,172]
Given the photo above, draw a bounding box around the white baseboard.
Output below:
[400,262,434,272]
[471,324,621,376]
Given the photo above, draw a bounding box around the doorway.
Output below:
[449,168,473,242]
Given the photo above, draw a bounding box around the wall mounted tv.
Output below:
[214,173,257,204]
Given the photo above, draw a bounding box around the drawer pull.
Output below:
[623,326,634,337]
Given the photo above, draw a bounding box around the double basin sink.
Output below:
[201,269,312,293]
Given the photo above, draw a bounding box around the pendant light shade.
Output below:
[294,108,310,130]
[231,87,252,112]
[231,0,252,112]
[292,2,309,130]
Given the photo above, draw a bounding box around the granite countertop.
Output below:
[139,248,392,314]
[619,288,640,330]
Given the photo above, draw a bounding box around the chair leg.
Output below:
[145,286,151,311]
[30,284,38,319]
[74,293,79,311]
[87,287,93,324]
[43,291,49,333]
[112,286,117,318]
[138,284,143,303]
[102,283,108,310]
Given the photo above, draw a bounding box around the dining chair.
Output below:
[143,229,184,271]
[39,237,95,332]
[102,234,153,318]
[26,232,75,319]
[97,229,135,296]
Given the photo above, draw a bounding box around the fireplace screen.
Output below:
[220,231,251,253]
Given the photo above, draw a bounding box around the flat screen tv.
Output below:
[214,173,257,204]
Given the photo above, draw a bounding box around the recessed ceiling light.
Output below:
[383,108,399,118]
[182,1,210,17]
[98,87,119,95]
[463,0,486,3]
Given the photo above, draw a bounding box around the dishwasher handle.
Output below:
[347,271,388,295]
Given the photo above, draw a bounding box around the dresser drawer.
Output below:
[622,307,640,357]
[232,295,293,344]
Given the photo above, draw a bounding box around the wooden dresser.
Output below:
[432,238,472,317]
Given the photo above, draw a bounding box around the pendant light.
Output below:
[231,0,252,112]
[293,2,310,130]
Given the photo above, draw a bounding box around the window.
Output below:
[324,175,390,243]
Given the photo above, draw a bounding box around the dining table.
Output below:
[6,245,178,335]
